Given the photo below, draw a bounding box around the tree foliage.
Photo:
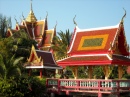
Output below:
[0,75,46,97]
[52,29,72,60]
[0,14,12,38]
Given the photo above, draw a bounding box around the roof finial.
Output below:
[22,12,25,20]
[121,8,126,23]
[14,16,18,24]
[73,15,77,26]
[54,21,57,29]
[46,11,48,19]
[31,0,33,11]
[26,0,37,23]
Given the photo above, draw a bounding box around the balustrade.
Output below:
[46,78,130,95]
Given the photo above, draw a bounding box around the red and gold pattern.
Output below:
[69,28,118,54]
[78,34,109,51]
[27,45,43,66]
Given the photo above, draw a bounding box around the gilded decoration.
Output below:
[78,34,109,50]
[26,45,43,66]
[26,0,37,23]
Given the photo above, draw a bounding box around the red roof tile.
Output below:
[34,20,45,38]
[68,25,119,55]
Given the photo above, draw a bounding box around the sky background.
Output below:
[0,0,130,45]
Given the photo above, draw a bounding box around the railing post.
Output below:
[98,93,102,97]
[57,79,60,94]
[98,80,102,97]
[117,80,120,97]
[77,80,79,90]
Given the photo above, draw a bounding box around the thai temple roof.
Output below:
[25,45,62,69]
[57,15,130,66]
[68,24,120,55]
[6,0,55,51]
[6,1,61,69]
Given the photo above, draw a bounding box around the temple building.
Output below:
[6,1,62,77]
[57,11,130,79]
[6,1,56,51]
[46,11,130,97]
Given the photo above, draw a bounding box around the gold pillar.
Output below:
[103,65,114,80]
[71,66,78,79]
[118,65,123,79]
[103,66,109,80]
[88,66,93,79]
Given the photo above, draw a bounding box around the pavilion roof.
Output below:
[57,54,130,66]
[68,24,119,55]
[25,46,62,69]
[57,21,130,67]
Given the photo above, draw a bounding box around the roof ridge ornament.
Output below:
[14,16,18,24]
[54,21,57,29]
[46,11,48,19]
[31,0,33,11]
[73,15,77,26]
[121,8,126,23]
[22,12,25,20]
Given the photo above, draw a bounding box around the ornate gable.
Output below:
[25,45,43,67]
[109,23,129,56]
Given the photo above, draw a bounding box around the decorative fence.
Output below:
[46,79,130,97]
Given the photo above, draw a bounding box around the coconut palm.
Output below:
[52,29,72,60]
[0,54,23,79]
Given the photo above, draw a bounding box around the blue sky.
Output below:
[0,0,130,45]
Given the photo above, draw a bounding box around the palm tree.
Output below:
[0,54,23,79]
[52,29,72,60]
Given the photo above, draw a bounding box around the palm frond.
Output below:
[13,57,24,66]
[0,54,6,78]
[52,29,72,59]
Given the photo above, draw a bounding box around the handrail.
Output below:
[46,78,130,94]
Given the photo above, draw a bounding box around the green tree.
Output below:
[52,29,72,60]
[0,14,12,38]
[11,29,37,58]
[0,54,24,97]
[0,54,23,79]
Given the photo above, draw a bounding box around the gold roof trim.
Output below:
[26,0,37,23]
[28,45,39,62]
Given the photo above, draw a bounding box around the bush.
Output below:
[0,74,47,97]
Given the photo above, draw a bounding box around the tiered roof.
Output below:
[6,1,55,51]
[57,21,130,66]
[6,1,60,69]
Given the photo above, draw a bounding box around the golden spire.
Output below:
[26,0,37,23]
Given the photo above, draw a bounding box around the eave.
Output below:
[57,54,130,67]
